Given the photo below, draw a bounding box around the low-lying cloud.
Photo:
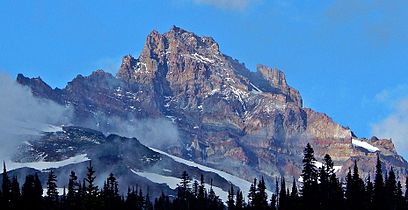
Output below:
[80,113,180,149]
[372,97,408,157]
[0,73,72,160]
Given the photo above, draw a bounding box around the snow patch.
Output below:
[6,154,90,171]
[352,138,379,152]
[250,83,263,93]
[42,125,64,133]
[149,148,273,199]
[131,170,228,202]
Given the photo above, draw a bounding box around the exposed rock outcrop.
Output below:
[17,26,408,187]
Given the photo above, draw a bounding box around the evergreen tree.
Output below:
[2,162,11,208]
[22,174,43,210]
[227,184,235,210]
[349,160,365,210]
[177,171,191,201]
[198,174,206,200]
[10,175,21,210]
[176,171,191,210]
[365,175,374,210]
[67,171,80,209]
[289,178,299,210]
[270,194,277,210]
[144,191,153,210]
[373,155,385,210]
[385,167,397,210]
[46,170,59,205]
[278,177,286,210]
[405,177,408,209]
[345,168,353,209]
[248,178,257,208]
[256,177,268,210]
[207,179,223,210]
[192,180,199,197]
[396,181,404,210]
[84,161,99,210]
[102,173,120,210]
[235,190,244,210]
[301,143,318,210]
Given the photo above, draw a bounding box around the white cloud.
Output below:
[0,73,72,160]
[193,0,255,10]
[372,97,408,157]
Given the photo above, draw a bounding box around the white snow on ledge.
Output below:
[149,147,273,198]
[131,169,229,203]
[5,154,90,171]
[352,138,379,152]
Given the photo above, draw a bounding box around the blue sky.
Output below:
[1,0,408,150]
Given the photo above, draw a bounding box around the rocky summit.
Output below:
[17,26,408,187]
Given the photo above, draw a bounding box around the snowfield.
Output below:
[352,138,379,152]
[149,147,273,198]
[131,170,229,203]
[5,154,90,171]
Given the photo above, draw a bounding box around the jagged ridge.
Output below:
[16,26,408,187]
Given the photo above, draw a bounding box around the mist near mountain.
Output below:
[80,113,180,148]
[372,97,408,157]
[0,73,72,160]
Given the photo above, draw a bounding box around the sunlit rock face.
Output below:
[18,26,408,187]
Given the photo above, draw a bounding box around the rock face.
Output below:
[17,26,408,187]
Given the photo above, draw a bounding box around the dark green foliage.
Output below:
[46,170,58,203]
[227,184,235,210]
[3,144,408,210]
[2,162,11,209]
[301,143,319,210]
[255,177,268,210]
[21,173,43,210]
[278,177,286,210]
[373,154,386,210]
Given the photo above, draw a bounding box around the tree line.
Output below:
[1,143,408,210]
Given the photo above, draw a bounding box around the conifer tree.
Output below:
[177,171,191,202]
[396,181,404,210]
[10,175,20,210]
[301,143,318,209]
[227,184,235,210]
[256,177,268,210]
[67,171,79,209]
[248,178,257,208]
[405,176,408,208]
[270,194,277,210]
[22,174,43,210]
[198,174,206,200]
[289,178,299,210]
[192,180,199,197]
[351,160,365,210]
[46,170,59,204]
[373,155,385,210]
[385,167,397,210]
[278,177,286,210]
[365,175,374,209]
[2,162,11,208]
[85,161,99,210]
[236,190,244,210]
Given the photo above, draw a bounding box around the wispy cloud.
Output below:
[372,96,408,157]
[192,0,256,10]
[0,72,72,160]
